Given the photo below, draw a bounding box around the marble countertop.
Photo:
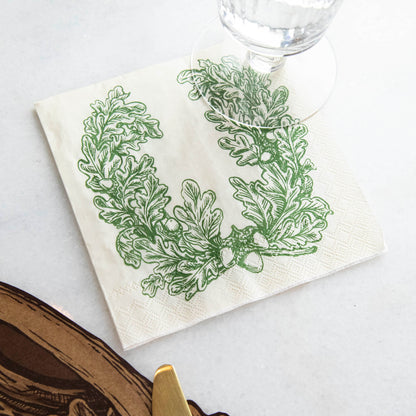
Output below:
[1,1,415,415]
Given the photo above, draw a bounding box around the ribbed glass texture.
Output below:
[218,0,342,56]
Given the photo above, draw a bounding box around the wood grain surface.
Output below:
[0,282,228,416]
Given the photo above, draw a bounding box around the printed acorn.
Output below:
[237,231,269,272]
[220,246,235,268]
[253,231,269,249]
[164,218,180,232]
[238,251,263,273]
[260,151,273,163]
[220,227,270,272]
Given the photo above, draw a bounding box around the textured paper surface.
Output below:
[35,53,385,350]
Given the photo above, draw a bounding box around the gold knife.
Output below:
[152,364,193,416]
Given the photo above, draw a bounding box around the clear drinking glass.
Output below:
[191,0,343,127]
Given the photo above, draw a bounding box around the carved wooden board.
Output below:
[0,282,227,416]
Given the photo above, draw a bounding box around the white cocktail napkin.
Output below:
[36,52,385,349]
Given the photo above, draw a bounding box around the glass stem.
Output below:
[245,51,286,73]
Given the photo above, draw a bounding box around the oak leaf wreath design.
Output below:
[78,56,332,301]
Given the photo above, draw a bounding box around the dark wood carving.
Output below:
[0,282,228,416]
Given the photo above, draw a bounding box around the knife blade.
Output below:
[152,364,193,416]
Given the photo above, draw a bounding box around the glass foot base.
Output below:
[191,18,337,128]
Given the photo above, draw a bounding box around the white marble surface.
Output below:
[0,1,415,415]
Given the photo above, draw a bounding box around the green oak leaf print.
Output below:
[78,57,332,301]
